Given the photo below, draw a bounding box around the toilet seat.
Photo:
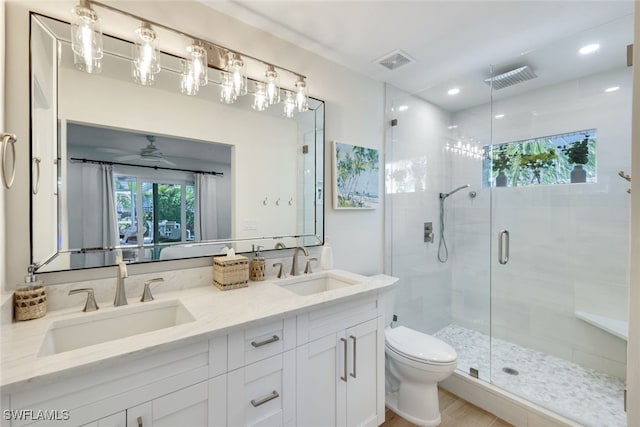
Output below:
[385,326,456,365]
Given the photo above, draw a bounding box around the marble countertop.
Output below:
[0,270,396,394]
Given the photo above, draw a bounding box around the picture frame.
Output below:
[332,141,380,209]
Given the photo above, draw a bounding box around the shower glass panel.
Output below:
[488,15,631,427]
[385,81,492,382]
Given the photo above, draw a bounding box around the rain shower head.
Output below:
[440,184,470,199]
[484,65,537,90]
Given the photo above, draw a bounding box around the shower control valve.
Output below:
[424,222,434,243]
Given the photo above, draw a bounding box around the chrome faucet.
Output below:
[114,258,129,306]
[290,246,309,276]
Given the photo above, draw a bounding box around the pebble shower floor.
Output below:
[434,324,626,427]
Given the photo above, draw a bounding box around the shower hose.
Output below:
[437,197,448,263]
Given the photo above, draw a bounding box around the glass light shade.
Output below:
[264,66,280,105]
[252,82,268,111]
[132,23,160,86]
[180,59,199,96]
[226,52,247,97]
[283,91,296,118]
[70,1,103,73]
[220,71,237,104]
[187,43,208,87]
[295,76,309,112]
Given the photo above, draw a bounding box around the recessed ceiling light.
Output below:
[398,105,409,111]
[605,86,620,93]
[447,88,460,96]
[579,43,600,55]
[494,114,505,119]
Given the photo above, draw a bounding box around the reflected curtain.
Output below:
[73,163,119,267]
[195,173,218,241]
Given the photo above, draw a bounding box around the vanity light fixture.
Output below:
[295,76,309,112]
[579,43,600,55]
[264,65,280,105]
[67,1,311,116]
[252,82,269,111]
[227,52,247,97]
[283,91,296,118]
[70,0,103,73]
[132,22,160,86]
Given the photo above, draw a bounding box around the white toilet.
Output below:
[385,326,457,427]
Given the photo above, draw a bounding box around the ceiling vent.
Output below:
[375,49,415,71]
[484,65,537,90]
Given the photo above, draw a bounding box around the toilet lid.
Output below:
[385,326,457,364]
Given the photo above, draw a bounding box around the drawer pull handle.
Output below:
[251,390,280,407]
[251,335,280,348]
[340,337,348,382]
[350,335,357,378]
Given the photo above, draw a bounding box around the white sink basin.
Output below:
[277,271,364,296]
[38,300,195,356]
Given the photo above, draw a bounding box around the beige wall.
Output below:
[627,1,640,424]
[1,0,6,292]
[3,1,385,288]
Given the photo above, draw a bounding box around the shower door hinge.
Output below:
[391,119,398,127]
[469,368,479,379]
[627,44,633,67]
[624,389,627,412]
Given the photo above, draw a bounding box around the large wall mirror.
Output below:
[30,13,324,273]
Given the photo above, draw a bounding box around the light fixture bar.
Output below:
[89,0,306,79]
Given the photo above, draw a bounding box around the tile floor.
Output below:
[381,388,512,427]
[434,324,627,427]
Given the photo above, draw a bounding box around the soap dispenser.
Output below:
[249,245,266,281]
[320,236,334,270]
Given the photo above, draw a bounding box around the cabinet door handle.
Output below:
[32,157,41,195]
[250,390,279,407]
[251,335,280,348]
[1,133,17,190]
[340,337,348,382]
[350,335,357,378]
[137,416,143,427]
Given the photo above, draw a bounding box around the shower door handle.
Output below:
[498,230,510,265]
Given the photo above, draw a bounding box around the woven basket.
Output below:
[213,255,249,290]
[14,285,47,321]
[249,258,266,281]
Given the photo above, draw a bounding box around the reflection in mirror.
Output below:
[30,13,325,273]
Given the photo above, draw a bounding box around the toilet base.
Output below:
[385,390,442,427]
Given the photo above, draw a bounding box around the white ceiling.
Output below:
[201,1,634,112]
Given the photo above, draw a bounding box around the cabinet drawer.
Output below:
[227,351,295,427]
[297,298,379,344]
[228,317,295,371]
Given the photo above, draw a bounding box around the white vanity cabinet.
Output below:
[295,297,385,427]
[4,289,389,427]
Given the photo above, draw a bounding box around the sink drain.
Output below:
[502,367,519,376]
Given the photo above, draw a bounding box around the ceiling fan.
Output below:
[111,135,176,166]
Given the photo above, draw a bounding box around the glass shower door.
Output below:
[488,14,631,426]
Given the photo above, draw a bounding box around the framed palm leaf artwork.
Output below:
[333,141,380,209]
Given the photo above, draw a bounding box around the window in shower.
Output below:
[482,128,597,187]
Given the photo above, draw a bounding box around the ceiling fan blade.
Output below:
[114,154,141,161]
[96,147,131,154]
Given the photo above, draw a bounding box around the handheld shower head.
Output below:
[440,184,470,199]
